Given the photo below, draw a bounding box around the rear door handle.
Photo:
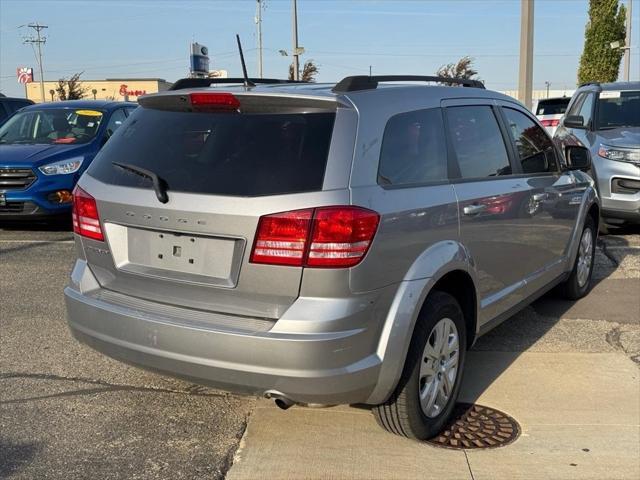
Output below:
[532,193,548,202]
[463,204,487,216]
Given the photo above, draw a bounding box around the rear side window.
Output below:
[445,106,511,179]
[88,108,335,197]
[503,108,558,174]
[535,99,569,115]
[378,108,447,186]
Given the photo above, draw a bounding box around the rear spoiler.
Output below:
[138,91,339,114]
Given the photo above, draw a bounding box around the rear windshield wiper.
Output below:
[112,161,169,204]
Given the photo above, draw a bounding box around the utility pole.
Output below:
[256,0,264,78]
[23,22,48,103]
[292,0,300,81]
[545,81,551,98]
[517,0,534,110]
[623,0,632,82]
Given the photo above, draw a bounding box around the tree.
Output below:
[577,0,626,84]
[436,56,480,82]
[288,60,319,82]
[55,72,88,101]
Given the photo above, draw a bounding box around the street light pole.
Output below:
[545,81,550,98]
[292,0,300,81]
[517,0,534,110]
[623,0,632,82]
[256,0,263,78]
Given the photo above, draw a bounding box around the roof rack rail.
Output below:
[169,77,307,91]
[332,75,485,93]
[578,81,601,88]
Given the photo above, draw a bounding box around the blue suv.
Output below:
[0,100,136,219]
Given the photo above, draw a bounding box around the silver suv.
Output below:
[554,82,640,230]
[65,75,599,439]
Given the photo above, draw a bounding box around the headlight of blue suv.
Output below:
[597,145,640,165]
[38,157,84,175]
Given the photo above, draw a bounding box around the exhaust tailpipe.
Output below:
[264,390,295,410]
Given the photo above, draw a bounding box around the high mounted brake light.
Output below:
[72,186,104,241]
[250,207,380,268]
[189,92,240,112]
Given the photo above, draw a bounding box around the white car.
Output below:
[535,97,570,136]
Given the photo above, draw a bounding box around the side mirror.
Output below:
[563,115,585,129]
[565,145,591,171]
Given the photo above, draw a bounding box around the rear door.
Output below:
[79,92,352,319]
[442,99,547,324]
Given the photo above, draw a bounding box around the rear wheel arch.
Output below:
[428,270,478,349]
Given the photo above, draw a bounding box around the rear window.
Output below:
[535,99,569,115]
[88,107,335,197]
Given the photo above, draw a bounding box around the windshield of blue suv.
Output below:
[0,108,104,145]
[596,90,640,130]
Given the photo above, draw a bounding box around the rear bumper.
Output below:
[64,262,393,405]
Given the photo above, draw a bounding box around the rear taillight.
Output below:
[72,186,104,241]
[189,92,240,112]
[250,207,380,268]
[541,119,559,127]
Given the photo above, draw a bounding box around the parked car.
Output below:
[535,96,570,136]
[0,100,137,219]
[554,82,640,230]
[64,75,598,440]
[0,95,34,126]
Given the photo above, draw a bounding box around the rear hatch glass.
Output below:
[535,99,569,116]
[88,107,336,196]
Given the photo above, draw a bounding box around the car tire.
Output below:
[373,291,467,440]
[558,215,596,300]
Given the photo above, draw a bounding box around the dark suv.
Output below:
[0,95,34,126]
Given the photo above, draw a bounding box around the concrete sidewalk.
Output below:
[226,352,639,480]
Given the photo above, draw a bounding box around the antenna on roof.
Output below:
[236,34,255,88]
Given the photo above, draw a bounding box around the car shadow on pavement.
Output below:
[0,438,41,478]
[457,227,637,406]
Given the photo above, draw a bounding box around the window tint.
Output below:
[446,106,511,178]
[7,100,31,114]
[577,93,594,125]
[104,109,127,139]
[378,108,447,186]
[88,107,335,197]
[503,108,558,174]
[535,98,569,115]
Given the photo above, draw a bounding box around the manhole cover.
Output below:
[427,403,520,450]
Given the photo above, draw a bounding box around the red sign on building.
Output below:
[17,67,34,84]
[119,84,147,97]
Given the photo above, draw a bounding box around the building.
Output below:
[26,78,172,103]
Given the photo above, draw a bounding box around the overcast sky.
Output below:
[1,0,638,97]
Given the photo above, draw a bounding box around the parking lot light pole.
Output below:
[517,0,534,110]
[623,0,632,82]
[292,0,300,81]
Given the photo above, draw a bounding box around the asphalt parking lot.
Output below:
[1,221,639,480]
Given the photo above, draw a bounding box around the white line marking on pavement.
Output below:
[0,240,74,244]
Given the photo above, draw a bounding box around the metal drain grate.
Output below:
[427,403,520,449]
